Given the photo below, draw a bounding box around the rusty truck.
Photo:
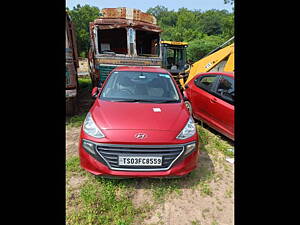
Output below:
[66,12,79,115]
[88,7,165,87]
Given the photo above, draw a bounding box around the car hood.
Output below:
[90,99,190,131]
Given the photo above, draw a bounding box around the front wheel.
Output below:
[184,101,193,115]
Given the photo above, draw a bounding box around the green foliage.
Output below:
[187,35,225,63]
[197,125,234,158]
[147,6,234,62]
[79,51,86,58]
[66,172,140,225]
[66,123,234,224]
[191,220,202,225]
[67,4,100,57]
[146,6,178,28]
[150,178,182,202]
[224,0,234,5]
[220,13,234,39]
[199,10,224,35]
[199,182,213,196]
[78,77,92,90]
[67,4,234,70]
[66,156,81,172]
[66,112,87,127]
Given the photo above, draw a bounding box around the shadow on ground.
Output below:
[77,83,94,115]
[66,78,94,122]
[196,120,234,146]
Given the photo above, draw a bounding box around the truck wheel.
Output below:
[185,101,193,115]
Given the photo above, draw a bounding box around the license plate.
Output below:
[118,156,162,166]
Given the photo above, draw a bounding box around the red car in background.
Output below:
[79,66,199,178]
[184,72,234,140]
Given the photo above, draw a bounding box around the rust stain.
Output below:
[94,18,162,32]
[96,58,162,66]
[66,62,77,89]
[99,8,157,25]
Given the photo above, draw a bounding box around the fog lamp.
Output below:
[184,143,196,156]
[82,140,96,155]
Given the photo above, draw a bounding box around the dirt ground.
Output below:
[66,79,234,225]
[66,125,234,225]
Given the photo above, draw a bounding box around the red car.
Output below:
[79,66,199,178]
[184,72,234,140]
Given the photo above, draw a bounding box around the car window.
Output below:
[215,75,234,104]
[195,75,218,91]
[100,71,180,103]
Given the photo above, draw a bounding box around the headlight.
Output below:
[176,116,196,140]
[83,112,105,138]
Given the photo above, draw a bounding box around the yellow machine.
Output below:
[160,41,189,75]
[179,37,234,88]
[160,41,189,89]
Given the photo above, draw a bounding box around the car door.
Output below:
[207,75,234,138]
[190,74,219,121]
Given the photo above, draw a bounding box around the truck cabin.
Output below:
[96,28,160,57]
[161,41,188,74]
[91,8,162,58]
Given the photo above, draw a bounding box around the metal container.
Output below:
[100,8,157,25]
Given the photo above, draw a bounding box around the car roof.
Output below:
[113,66,170,74]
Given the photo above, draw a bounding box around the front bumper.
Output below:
[79,135,199,178]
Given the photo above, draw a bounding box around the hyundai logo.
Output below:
[135,133,147,139]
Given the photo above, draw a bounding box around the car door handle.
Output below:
[210,98,218,103]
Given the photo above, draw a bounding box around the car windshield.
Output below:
[100,71,181,103]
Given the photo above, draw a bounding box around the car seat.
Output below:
[118,75,134,92]
[148,78,166,97]
[134,84,148,95]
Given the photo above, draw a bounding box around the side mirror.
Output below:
[91,87,98,99]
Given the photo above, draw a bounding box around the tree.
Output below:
[224,0,234,5]
[187,35,226,62]
[199,10,231,36]
[220,13,234,39]
[146,5,168,21]
[147,6,234,62]
[66,4,234,62]
[67,4,100,57]
[147,6,177,27]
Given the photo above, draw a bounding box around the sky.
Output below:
[66,0,233,13]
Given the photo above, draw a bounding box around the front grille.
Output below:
[95,144,185,171]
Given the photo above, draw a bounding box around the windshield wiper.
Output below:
[111,99,155,102]
[110,99,179,103]
[151,100,179,103]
